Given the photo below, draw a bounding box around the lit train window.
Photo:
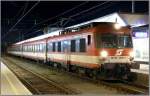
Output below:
[33,45,35,52]
[36,45,38,52]
[38,44,40,52]
[26,45,28,52]
[48,42,52,52]
[29,45,32,52]
[40,44,42,52]
[42,44,45,52]
[62,40,70,52]
[35,45,37,52]
[31,45,33,52]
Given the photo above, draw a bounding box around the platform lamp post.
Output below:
[132,0,135,13]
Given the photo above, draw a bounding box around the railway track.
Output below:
[2,56,149,95]
[2,57,78,95]
[63,69,149,95]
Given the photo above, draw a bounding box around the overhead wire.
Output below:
[23,1,111,39]
[20,1,29,17]
[13,4,25,20]
[69,1,110,18]
[72,1,117,22]
[23,1,89,35]
[2,1,40,40]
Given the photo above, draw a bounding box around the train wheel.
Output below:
[92,70,98,80]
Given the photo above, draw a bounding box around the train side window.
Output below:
[31,45,32,52]
[29,45,30,52]
[71,40,76,52]
[28,45,29,52]
[35,45,37,52]
[28,45,30,52]
[37,44,39,52]
[42,44,45,52]
[27,45,28,52]
[30,45,31,52]
[58,42,61,52]
[27,45,29,52]
[62,40,70,52]
[38,44,40,52]
[40,44,43,52]
[87,35,91,45]
[42,44,44,52]
[55,42,58,52]
[39,44,40,52]
[52,42,56,52]
[48,42,52,52]
[79,38,86,52]
[32,45,34,52]
[29,45,31,52]
[25,46,26,52]
[34,45,36,52]
[33,45,34,52]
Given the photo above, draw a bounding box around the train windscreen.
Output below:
[101,34,132,48]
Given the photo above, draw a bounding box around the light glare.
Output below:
[101,50,108,58]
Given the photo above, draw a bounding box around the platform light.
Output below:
[135,32,148,38]
[100,50,108,58]
[114,23,121,30]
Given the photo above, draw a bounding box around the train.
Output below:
[7,22,135,81]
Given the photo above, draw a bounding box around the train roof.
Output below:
[14,22,117,45]
[13,12,148,46]
[14,30,62,45]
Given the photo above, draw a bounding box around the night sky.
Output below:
[1,1,149,48]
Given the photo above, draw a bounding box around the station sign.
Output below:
[132,26,149,63]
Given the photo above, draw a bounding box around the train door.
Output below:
[45,40,48,63]
[62,40,71,70]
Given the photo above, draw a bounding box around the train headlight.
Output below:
[129,51,134,57]
[100,50,108,58]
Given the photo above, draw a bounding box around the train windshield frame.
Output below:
[100,33,132,48]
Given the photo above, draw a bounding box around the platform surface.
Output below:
[131,64,149,75]
[131,69,149,75]
[1,62,32,95]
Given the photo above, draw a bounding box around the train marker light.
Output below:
[114,23,121,30]
[100,50,108,58]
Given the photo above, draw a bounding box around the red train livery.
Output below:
[7,22,135,80]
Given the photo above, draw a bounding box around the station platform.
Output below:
[131,64,149,87]
[1,62,32,95]
[131,63,149,74]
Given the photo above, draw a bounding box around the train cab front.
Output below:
[96,24,136,81]
[99,48,135,81]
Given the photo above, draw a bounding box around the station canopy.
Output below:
[15,12,148,45]
[67,12,149,29]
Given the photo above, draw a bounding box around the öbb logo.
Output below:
[115,49,123,56]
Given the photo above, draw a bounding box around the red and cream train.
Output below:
[7,22,135,80]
